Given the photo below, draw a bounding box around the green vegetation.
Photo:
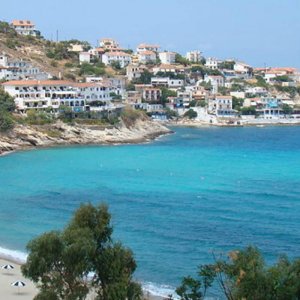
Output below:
[241,106,257,115]
[273,75,292,82]
[219,60,235,70]
[176,246,300,300]
[184,109,198,119]
[175,53,191,66]
[232,97,244,111]
[22,203,142,300]
[5,38,21,49]
[282,104,293,115]
[255,75,269,89]
[78,62,105,76]
[0,21,17,36]
[160,87,177,104]
[275,85,298,98]
[132,70,152,85]
[156,72,185,80]
[0,89,15,131]
[25,110,53,125]
[121,107,146,127]
[110,61,122,70]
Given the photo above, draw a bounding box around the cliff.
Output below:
[0,119,171,156]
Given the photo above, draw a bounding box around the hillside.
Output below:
[0,23,118,80]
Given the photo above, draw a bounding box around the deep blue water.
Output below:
[0,126,300,297]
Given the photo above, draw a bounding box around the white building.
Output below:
[203,75,224,93]
[186,50,202,63]
[2,80,85,112]
[11,20,37,36]
[234,61,252,76]
[137,44,160,53]
[151,77,184,88]
[159,52,176,64]
[208,95,235,116]
[99,38,119,50]
[138,51,156,64]
[142,88,162,102]
[205,57,221,70]
[126,64,147,81]
[102,51,132,68]
[79,52,91,64]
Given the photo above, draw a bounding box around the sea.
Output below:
[0,126,300,298]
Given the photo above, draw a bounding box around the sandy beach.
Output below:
[0,257,164,300]
[0,258,38,300]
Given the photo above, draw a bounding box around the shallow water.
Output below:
[0,126,300,297]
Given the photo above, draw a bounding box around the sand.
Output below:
[0,258,164,300]
[0,259,38,300]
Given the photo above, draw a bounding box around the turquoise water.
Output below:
[0,126,300,297]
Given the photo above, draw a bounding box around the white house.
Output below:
[138,51,156,64]
[205,57,221,70]
[79,52,91,64]
[102,51,132,68]
[204,75,224,94]
[126,64,147,81]
[151,77,184,88]
[137,44,160,53]
[186,50,202,63]
[159,52,176,64]
[142,87,162,102]
[11,20,37,36]
[99,38,119,50]
[208,95,235,116]
[234,61,253,77]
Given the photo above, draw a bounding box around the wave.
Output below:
[0,246,177,298]
[142,281,178,299]
[0,246,27,264]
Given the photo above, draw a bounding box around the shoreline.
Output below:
[0,251,167,300]
[0,119,172,157]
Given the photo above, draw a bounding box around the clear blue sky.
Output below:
[2,0,300,68]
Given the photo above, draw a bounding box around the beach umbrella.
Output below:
[11,281,26,294]
[1,264,14,270]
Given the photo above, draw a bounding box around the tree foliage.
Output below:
[184,109,198,119]
[176,246,300,300]
[22,203,142,300]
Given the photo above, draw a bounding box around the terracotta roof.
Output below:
[12,20,34,27]
[104,51,131,57]
[215,96,232,100]
[138,50,156,56]
[2,80,73,86]
[74,82,110,88]
[138,44,160,49]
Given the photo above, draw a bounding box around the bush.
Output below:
[25,110,53,125]
[121,107,146,127]
[184,109,198,119]
[0,111,14,131]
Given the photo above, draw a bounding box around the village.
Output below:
[1,19,300,126]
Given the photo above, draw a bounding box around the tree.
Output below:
[241,106,257,115]
[175,54,190,66]
[0,89,16,112]
[22,203,142,300]
[184,109,197,119]
[281,104,293,115]
[132,70,152,85]
[176,246,300,300]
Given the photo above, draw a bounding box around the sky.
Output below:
[1,0,300,68]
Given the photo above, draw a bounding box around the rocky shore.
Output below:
[0,119,172,156]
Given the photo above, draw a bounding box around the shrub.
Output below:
[0,111,14,131]
[184,109,198,119]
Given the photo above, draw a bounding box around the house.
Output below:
[88,47,105,60]
[11,20,37,36]
[138,51,156,64]
[68,44,84,53]
[125,91,142,104]
[186,50,202,63]
[99,38,119,50]
[142,87,162,102]
[126,64,147,81]
[205,57,221,70]
[203,75,224,93]
[152,64,186,75]
[79,52,91,64]
[208,95,235,116]
[102,51,132,68]
[234,61,253,77]
[151,77,184,88]
[159,52,176,64]
[137,44,160,53]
